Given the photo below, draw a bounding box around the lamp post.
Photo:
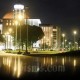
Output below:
[18,15,23,52]
[25,21,30,54]
[5,32,9,51]
[62,33,65,50]
[25,23,28,53]
[65,39,67,50]
[73,30,77,50]
[15,20,18,50]
[69,42,71,51]
[9,28,12,49]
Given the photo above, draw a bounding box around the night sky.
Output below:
[0,0,80,39]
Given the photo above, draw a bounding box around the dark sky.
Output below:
[0,0,80,39]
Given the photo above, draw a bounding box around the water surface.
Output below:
[0,55,80,79]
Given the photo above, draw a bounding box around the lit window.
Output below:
[6,23,8,25]
[7,20,8,22]
[10,20,11,22]
[9,23,11,26]
[13,23,14,25]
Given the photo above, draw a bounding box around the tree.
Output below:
[0,34,5,42]
[14,25,44,48]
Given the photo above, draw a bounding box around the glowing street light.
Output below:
[13,4,25,52]
[18,15,24,21]
[73,30,77,50]
[62,33,65,50]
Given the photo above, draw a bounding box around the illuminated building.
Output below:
[0,4,61,50]
[27,19,41,26]
[0,4,41,50]
[39,24,61,50]
[13,4,25,19]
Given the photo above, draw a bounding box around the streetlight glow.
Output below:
[15,20,18,26]
[62,33,65,37]
[73,30,77,50]
[73,31,77,35]
[18,15,24,21]
[62,33,65,50]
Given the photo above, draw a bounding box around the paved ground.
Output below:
[0,50,67,57]
[0,51,24,56]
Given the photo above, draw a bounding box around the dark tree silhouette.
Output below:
[13,25,44,48]
[0,34,5,42]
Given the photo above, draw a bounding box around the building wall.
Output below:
[56,26,61,49]
[27,19,41,26]
[13,4,25,19]
[2,19,14,33]
[40,24,61,50]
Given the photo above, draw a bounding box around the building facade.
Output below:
[0,4,61,50]
[0,4,41,50]
[40,24,61,50]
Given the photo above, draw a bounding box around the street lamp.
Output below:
[69,42,71,51]
[65,39,67,50]
[25,21,30,54]
[62,33,65,50]
[73,30,77,50]
[15,20,18,50]
[25,23,28,53]
[9,28,12,49]
[5,32,9,51]
[18,14,24,52]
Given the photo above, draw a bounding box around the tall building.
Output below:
[0,4,41,50]
[2,4,41,33]
[13,4,25,19]
[27,19,41,26]
[40,24,61,50]
[0,4,61,50]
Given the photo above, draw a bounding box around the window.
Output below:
[6,23,8,26]
[9,23,11,26]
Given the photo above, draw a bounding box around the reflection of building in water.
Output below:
[13,57,22,78]
[29,58,40,72]
[51,57,53,65]
[2,57,22,78]
[73,59,76,67]
[0,56,78,77]
[62,58,64,65]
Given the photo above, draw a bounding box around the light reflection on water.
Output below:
[0,56,80,78]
